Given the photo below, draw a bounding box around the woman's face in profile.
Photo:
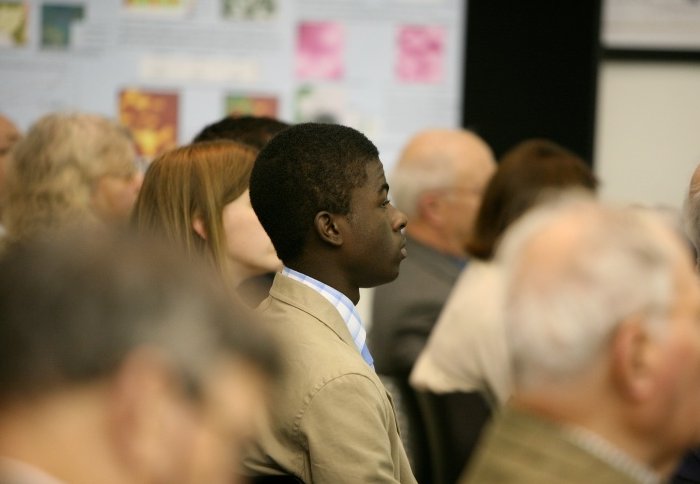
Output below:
[222,189,281,281]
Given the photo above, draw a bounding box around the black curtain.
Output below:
[461,0,603,165]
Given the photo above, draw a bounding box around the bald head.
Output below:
[398,129,494,177]
[390,129,495,256]
[498,196,700,474]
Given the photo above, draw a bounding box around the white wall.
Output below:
[357,287,375,331]
[594,61,700,210]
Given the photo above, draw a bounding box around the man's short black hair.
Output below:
[192,115,290,150]
[249,123,379,263]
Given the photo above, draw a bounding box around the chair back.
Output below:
[379,374,432,484]
[416,390,492,484]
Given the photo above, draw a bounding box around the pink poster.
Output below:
[296,21,344,80]
[396,25,445,83]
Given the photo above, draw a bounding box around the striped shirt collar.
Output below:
[562,425,661,484]
[281,267,374,368]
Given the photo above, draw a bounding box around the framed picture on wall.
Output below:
[601,0,700,60]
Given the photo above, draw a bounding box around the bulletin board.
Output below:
[0,0,466,168]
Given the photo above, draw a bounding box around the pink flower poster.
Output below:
[296,21,344,80]
[396,25,445,83]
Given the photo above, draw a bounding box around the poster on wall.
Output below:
[222,0,277,21]
[0,0,465,167]
[119,88,179,159]
[40,4,85,49]
[225,93,278,117]
[0,1,28,46]
[396,25,445,83]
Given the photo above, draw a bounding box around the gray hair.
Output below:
[2,112,136,241]
[0,229,280,405]
[389,152,457,218]
[497,195,678,390]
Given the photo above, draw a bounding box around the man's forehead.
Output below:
[366,159,386,181]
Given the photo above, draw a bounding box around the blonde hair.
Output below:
[131,140,257,278]
[2,112,136,242]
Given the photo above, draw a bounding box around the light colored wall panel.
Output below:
[595,61,700,210]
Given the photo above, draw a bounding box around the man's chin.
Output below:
[372,268,401,287]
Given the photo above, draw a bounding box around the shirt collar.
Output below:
[562,425,662,484]
[281,267,373,367]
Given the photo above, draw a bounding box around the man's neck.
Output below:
[0,391,133,484]
[513,387,672,479]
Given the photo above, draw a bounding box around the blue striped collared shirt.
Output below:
[281,267,374,368]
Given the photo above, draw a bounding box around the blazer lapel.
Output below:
[268,273,358,350]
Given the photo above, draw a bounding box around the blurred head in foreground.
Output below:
[496,195,700,477]
[0,229,280,484]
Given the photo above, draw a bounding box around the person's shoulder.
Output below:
[262,297,374,382]
[442,260,501,315]
[297,370,393,430]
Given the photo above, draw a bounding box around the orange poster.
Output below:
[119,88,178,159]
[225,94,278,118]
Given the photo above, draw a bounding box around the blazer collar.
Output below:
[268,273,358,350]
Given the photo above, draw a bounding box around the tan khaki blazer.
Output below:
[243,274,417,484]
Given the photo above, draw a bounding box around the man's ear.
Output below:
[610,316,658,402]
[192,216,207,241]
[107,349,178,475]
[314,211,343,247]
[417,191,444,225]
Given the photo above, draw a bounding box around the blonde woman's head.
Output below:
[3,112,141,242]
[132,140,280,285]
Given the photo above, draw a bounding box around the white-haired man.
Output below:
[369,129,495,377]
[461,196,700,484]
[367,129,494,480]
[0,230,281,484]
